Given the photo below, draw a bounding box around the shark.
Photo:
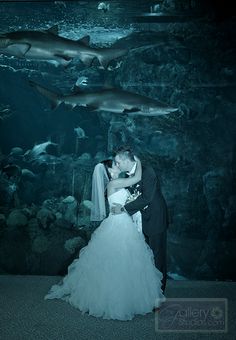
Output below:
[29,81,178,117]
[0,25,127,68]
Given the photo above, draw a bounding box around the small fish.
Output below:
[0,108,10,114]
[150,4,161,13]
[9,147,24,156]
[98,2,110,12]
[0,104,12,121]
[74,127,88,139]
[75,76,88,87]
[27,141,58,160]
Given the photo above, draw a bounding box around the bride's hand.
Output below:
[111,203,123,214]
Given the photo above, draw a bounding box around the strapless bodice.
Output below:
[108,188,129,207]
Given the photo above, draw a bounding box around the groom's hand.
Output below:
[111,203,123,214]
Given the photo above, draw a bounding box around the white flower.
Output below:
[125,188,142,204]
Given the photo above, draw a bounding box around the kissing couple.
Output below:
[45,146,169,321]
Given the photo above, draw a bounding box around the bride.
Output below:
[44,157,165,321]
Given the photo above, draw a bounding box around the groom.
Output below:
[111,146,168,293]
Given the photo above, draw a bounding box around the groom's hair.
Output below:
[113,145,135,162]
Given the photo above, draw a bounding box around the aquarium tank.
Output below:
[0,0,235,280]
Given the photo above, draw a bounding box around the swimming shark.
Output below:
[29,81,178,117]
[0,25,127,68]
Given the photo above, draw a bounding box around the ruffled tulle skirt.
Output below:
[44,213,165,320]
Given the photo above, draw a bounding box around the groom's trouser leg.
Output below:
[143,230,167,293]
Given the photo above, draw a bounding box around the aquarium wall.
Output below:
[0,0,235,280]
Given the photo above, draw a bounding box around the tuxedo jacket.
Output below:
[124,165,169,235]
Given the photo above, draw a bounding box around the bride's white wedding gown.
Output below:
[44,188,165,321]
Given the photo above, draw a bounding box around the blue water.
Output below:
[0,1,144,153]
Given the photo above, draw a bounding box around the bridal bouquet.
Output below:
[125,185,142,204]
[125,186,148,211]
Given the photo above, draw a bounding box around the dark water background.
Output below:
[0,1,235,279]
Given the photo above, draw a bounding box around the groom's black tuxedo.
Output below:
[124,164,168,292]
[124,165,168,235]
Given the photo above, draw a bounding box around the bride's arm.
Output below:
[108,157,142,190]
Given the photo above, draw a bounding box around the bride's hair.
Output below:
[113,145,135,162]
[100,159,113,180]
